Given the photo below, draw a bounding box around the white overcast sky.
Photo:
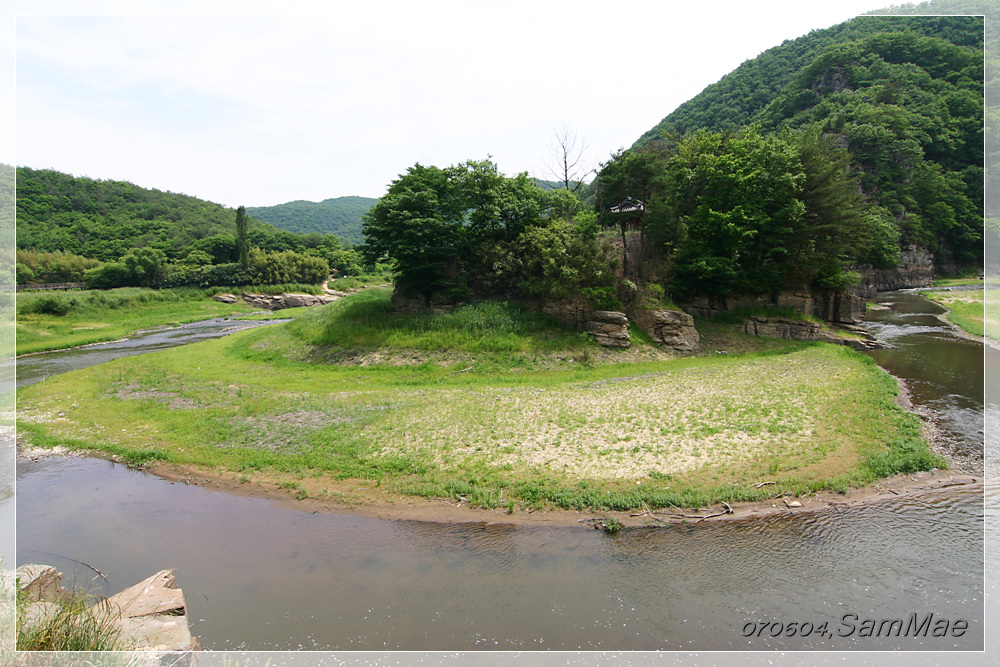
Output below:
[6,0,904,208]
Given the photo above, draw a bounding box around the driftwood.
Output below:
[752,481,776,489]
[666,501,734,522]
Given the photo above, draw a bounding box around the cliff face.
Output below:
[853,247,935,297]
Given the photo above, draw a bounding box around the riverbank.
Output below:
[15,287,261,355]
[16,291,945,517]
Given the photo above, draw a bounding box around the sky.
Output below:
[7,0,907,209]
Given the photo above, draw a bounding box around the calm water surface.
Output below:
[12,295,990,652]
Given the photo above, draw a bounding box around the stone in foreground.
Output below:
[104,569,199,653]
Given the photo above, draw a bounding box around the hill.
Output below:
[632,11,985,146]
[627,7,985,269]
[247,196,376,247]
[14,167,347,264]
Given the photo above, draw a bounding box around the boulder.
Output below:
[104,569,198,653]
[584,311,630,348]
[15,565,199,656]
[211,293,239,304]
[630,309,700,351]
[15,564,68,602]
[242,292,337,311]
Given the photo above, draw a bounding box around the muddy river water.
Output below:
[8,295,994,655]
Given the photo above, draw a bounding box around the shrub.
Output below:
[17,295,76,316]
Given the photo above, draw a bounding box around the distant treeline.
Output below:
[14,167,367,287]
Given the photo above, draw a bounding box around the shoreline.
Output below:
[146,459,986,529]
[16,442,980,529]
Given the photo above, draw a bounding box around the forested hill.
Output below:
[627,8,985,268]
[247,196,376,247]
[632,11,985,146]
[15,167,341,263]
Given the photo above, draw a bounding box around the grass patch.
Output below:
[327,273,393,291]
[919,288,986,338]
[285,288,598,358]
[17,296,942,512]
[15,287,261,354]
[16,583,127,651]
[932,274,983,287]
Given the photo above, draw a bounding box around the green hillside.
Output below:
[632,12,985,146]
[14,167,350,262]
[247,196,376,246]
[626,7,985,269]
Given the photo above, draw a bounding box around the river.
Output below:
[7,295,993,662]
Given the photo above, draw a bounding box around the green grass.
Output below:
[920,288,986,338]
[285,288,597,359]
[16,292,942,512]
[326,273,393,291]
[16,583,127,651]
[932,275,983,287]
[15,287,261,354]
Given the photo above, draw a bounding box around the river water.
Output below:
[8,295,993,658]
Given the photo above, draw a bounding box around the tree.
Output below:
[121,247,167,287]
[667,127,805,298]
[362,158,600,305]
[545,124,593,193]
[788,127,874,288]
[361,164,467,300]
[235,205,250,268]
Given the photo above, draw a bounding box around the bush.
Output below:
[82,262,131,289]
[17,295,76,316]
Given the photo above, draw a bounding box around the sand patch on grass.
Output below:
[374,352,845,480]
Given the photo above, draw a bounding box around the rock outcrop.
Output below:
[853,246,935,297]
[742,316,885,350]
[683,290,867,325]
[241,292,338,311]
[211,293,239,304]
[584,311,631,348]
[629,309,700,351]
[15,564,198,656]
[541,298,591,329]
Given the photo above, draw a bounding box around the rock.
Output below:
[630,309,700,351]
[853,246,935,297]
[104,569,198,653]
[784,499,803,508]
[211,293,239,304]
[242,292,337,311]
[15,564,68,602]
[584,311,631,348]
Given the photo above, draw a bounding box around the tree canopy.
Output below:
[362,159,617,306]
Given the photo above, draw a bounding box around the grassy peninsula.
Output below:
[919,278,995,341]
[16,290,942,514]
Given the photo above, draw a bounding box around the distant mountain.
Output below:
[247,196,376,247]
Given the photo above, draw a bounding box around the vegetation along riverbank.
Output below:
[16,290,945,519]
[918,278,996,342]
